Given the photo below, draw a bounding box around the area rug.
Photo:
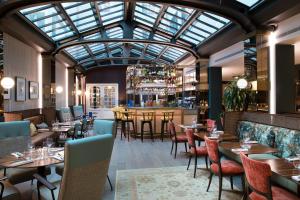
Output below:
[115,166,243,200]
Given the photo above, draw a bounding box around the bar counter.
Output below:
[127,107,197,134]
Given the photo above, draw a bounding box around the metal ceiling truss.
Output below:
[0,0,264,71]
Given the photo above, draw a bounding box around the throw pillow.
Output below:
[36,122,49,129]
[30,123,38,137]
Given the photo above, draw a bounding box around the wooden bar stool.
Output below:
[140,111,154,142]
[113,110,124,139]
[121,111,136,141]
[160,111,174,141]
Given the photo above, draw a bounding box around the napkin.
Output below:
[52,155,63,161]
[286,157,300,162]
[232,148,248,152]
[11,152,24,158]
[244,141,258,144]
[208,136,219,139]
[291,175,300,182]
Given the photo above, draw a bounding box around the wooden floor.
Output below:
[16,132,240,200]
[102,133,193,200]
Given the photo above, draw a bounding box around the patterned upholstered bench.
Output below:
[237,120,300,158]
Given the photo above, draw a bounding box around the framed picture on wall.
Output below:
[29,81,38,99]
[15,77,26,101]
[3,89,10,100]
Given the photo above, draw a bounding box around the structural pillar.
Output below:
[275,44,295,113]
[208,67,222,129]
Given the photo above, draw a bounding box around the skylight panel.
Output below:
[147,44,164,55]
[158,6,194,35]
[82,60,95,67]
[131,48,142,56]
[236,0,261,7]
[153,34,170,42]
[88,43,106,54]
[84,32,101,40]
[95,53,107,59]
[65,45,89,60]
[106,27,123,38]
[133,28,150,39]
[145,54,156,60]
[134,3,161,27]
[132,43,144,49]
[62,3,98,33]
[111,48,122,55]
[180,12,230,45]
[98,2,124,25]
[163,47,186,61]
[20,5,77,41]
[108,42,122,49]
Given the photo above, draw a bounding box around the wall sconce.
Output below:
[76,90,82,96]
[1,77,15,89]
[56,86,63,94]
[237,78,248,89]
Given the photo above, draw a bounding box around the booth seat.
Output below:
[93,120,116,136]
[0,121,50,184]
[23,115,56,146]
[57,107,73,122]
[237,120,300,158]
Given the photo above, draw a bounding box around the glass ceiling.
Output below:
[19,1,263,68]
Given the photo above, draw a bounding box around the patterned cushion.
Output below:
[274,128,300,158]
[237,121,256,140]
[254,124,275,147]
[249,186,299,200]
[211,160,244,175]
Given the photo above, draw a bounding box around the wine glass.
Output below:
[26,142,34,160]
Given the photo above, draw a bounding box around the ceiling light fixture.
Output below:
[1,77,15,89]
[237,78,248,89]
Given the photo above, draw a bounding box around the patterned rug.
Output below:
[115,166,243,200]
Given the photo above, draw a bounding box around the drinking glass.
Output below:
[293,161,300,169]
[26,142,34,160]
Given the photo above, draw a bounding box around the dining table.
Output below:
[0,148,64,176]
[218,142,300,195]
[194,132,239,142]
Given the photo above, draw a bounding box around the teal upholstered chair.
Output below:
[72,105,84,120]
[0,121,50,185]
[34,134,114,200]
[0,177,21,200]
[58,107,73,122]
[93,120,116,136]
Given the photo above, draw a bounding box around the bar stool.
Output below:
[121,111,136,141]
[113,110,124,139]
[160,111,174,141]
[140,111,154,142]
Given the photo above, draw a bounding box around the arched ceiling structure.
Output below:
[0,0,266,71]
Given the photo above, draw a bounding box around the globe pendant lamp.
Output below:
[1,77,15,89]
[237,78,248,89]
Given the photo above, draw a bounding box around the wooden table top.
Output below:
[0,148,64,169]
[219,142,279,155]
[260,158,300,178]
[195,132,239,142]
[178,124,205,129]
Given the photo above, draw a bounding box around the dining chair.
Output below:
[240,153,299,200]
[34,134,114,200]
[0,177,21,200]
[186,129,208,178]
[168,121,187,158]
[205,136,244,200]
[206,119,216,132]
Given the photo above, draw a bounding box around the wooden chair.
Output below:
[160,111,174,141]
[205,136,244,200]
[168,121,188,158]
[140,111,154,142]
[121,111,136,141]
[113,111,123,139]
[186,129,208,178]
[240,153,299,200]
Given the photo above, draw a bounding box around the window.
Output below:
[106,27,123,38]
[88,43,106,54]
[162,47,186,61]
[133,28,150,39]
[62,3,98,33]
[20,5,75,41]
[134,3,161,27]
[98,1,124,25]
[84,32,101,40]
[147,44,165,55]
[65,45,89,60]
[158,6,194,35]
[180,12,230,45]
[236,0,261,7]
